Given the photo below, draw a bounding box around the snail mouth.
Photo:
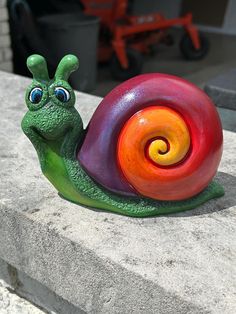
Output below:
[31,126,70,142]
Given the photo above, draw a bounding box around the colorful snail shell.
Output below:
[21,54,224,217]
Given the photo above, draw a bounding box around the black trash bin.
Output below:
[38,13,100,92]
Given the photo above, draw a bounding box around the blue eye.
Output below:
[54,87,70,102]
[29,87,43,104]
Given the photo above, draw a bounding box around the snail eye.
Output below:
[54,87,70,102]
[29,87,43,104]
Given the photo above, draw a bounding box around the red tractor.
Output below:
[81,0,209,80]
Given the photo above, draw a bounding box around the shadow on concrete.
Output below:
[166,171,236,217]
[74,171,235,219]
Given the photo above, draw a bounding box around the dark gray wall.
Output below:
[131,0,181,18]
[131,0,236,35]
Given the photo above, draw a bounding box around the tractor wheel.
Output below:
[180,33,209,60]
[110,49,143,80]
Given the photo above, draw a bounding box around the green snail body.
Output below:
[21,54,224,217]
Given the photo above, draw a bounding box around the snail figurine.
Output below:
[21,54,224,217]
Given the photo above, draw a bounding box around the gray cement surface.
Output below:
[0,279,46,314]
[0,71,236,313]
[204,68,236,110]
[0,261,46,313]
[0,258,81,314]
[216,107,236,132]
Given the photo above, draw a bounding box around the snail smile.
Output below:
[32,126,72,142]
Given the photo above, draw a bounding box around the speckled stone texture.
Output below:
[204,68,236,110]
[0,71,236,314]
[0,280,45,314]
[0,283,46,314]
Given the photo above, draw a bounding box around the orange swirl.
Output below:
[117,106,191,200]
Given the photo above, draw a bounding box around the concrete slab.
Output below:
[0,71,236,314]
[216,107,236,132]
[0,276,45,314]
[0,258,82,314]
[204,68,236,110]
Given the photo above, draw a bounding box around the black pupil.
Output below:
[30,88,43,104]
[55,89,68,102]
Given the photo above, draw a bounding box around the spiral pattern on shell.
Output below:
[117,106,192,200]
[78,74,223,201]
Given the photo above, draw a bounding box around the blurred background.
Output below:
[2,0,236,99]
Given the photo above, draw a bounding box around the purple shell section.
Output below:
[77,73,205,196]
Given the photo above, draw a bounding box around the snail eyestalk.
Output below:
[54,55,79,81]
[27,54,50,82]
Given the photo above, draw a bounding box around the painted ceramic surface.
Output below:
[79,73,223,200]
[22,54,224,217]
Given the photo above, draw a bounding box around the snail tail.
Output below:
[63,159,224,217]
[86,181,224,217]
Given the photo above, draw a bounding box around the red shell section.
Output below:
[78,73,223,198]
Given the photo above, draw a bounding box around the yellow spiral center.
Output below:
[146,109,190,166]
[148,138,168,158]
